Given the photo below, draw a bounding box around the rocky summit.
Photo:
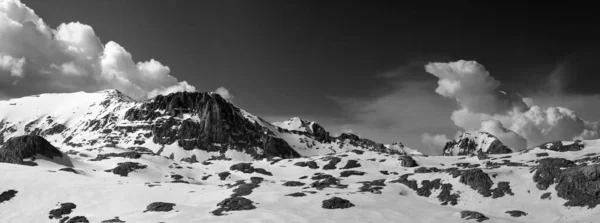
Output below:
[1,90,600,222]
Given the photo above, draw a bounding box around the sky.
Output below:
[1,0,599,154]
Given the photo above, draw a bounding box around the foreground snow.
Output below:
[2,140,600,222]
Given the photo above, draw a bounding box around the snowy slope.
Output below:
[1,137,600,222]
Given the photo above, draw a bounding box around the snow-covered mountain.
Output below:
[442,132,512,156]
[0,90,416,162]
[2,90,600,223]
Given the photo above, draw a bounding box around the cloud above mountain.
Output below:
[214,87,234,100]
[424,60,600,150]
[0,0,195,100]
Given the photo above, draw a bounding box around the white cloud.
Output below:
[425,60,528,114]
[0,0,196,100]
[147,81,196,99]
[0,53,25,77]
[50,62,85,76]
[421,133,450,151]
[425,60,600,150]
[480,119,527,150]
[214,87,233,100]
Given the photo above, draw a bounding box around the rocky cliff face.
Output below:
[0,135,65,165]
[124,92,300,159]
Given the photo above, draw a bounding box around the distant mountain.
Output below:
[0,90,418,162]
[442,132,512,156]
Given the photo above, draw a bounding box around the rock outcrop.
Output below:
[0,135,66,165]
[125,92,300,159]
[443,132,512,156]
[535,140,584,152]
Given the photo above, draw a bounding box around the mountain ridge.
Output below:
[0,90,419,162]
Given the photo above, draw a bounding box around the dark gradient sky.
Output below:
[21,0,600,153]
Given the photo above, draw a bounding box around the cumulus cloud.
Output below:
[214,87,233,100]
[425,60,528,114]
[0,0,195,100]
[424,60,600,151]
[480,119,527,150]
[0,53,25,78]
[421,133,450,152]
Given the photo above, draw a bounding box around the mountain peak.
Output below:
[442,131,512,156]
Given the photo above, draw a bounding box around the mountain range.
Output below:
[1,90,599,223]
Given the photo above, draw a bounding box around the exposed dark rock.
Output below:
[491,182,514,198]
[438,183,459,205]
[65,216,89,223]
[460,210,489,222]
[311,175,348,190]
[350,149,364,155]
[536,152,549,157]
[180,155,198,163]
[229,163,271,176]
[231,182,260,197]
[555,164,600,208]
[58,168,78,174]
[144,202,175,212]
[100,217,126,223]
[536,140,584,152]
[358,179,386,194]
[323,157,341,170]
[91,152,142,161]
[201,175,212,180]
[399,156,418,167]
[311,173,334,180]
[299,176,308,179]
[285,192,306,197]
[454,163,471,168]
[49,203,77,219]
[250,177,264,184]
[477,151,489,160]
[340,160,361,169]
[532,158,575,190]
[41,124,67,136]
[505,210,528,217]
[340,170,366,177]
[201,161,213,165]
[414,167,439,173]
[294,161,319,169]
[253,168,273,176]
[0,189,17,203]
[218,172,231,180]
[212,197,256,216]
[322,197,354,209]
[541,192,551,200]
[283,181,306,187]
[128,147,154,154]
[380,170,389,175]
[0,135,64,165]
[390,174,442,197]
[458,169,493,197]
[575,154,600,164]
[124,92,300,159]
[106,162,147,177]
